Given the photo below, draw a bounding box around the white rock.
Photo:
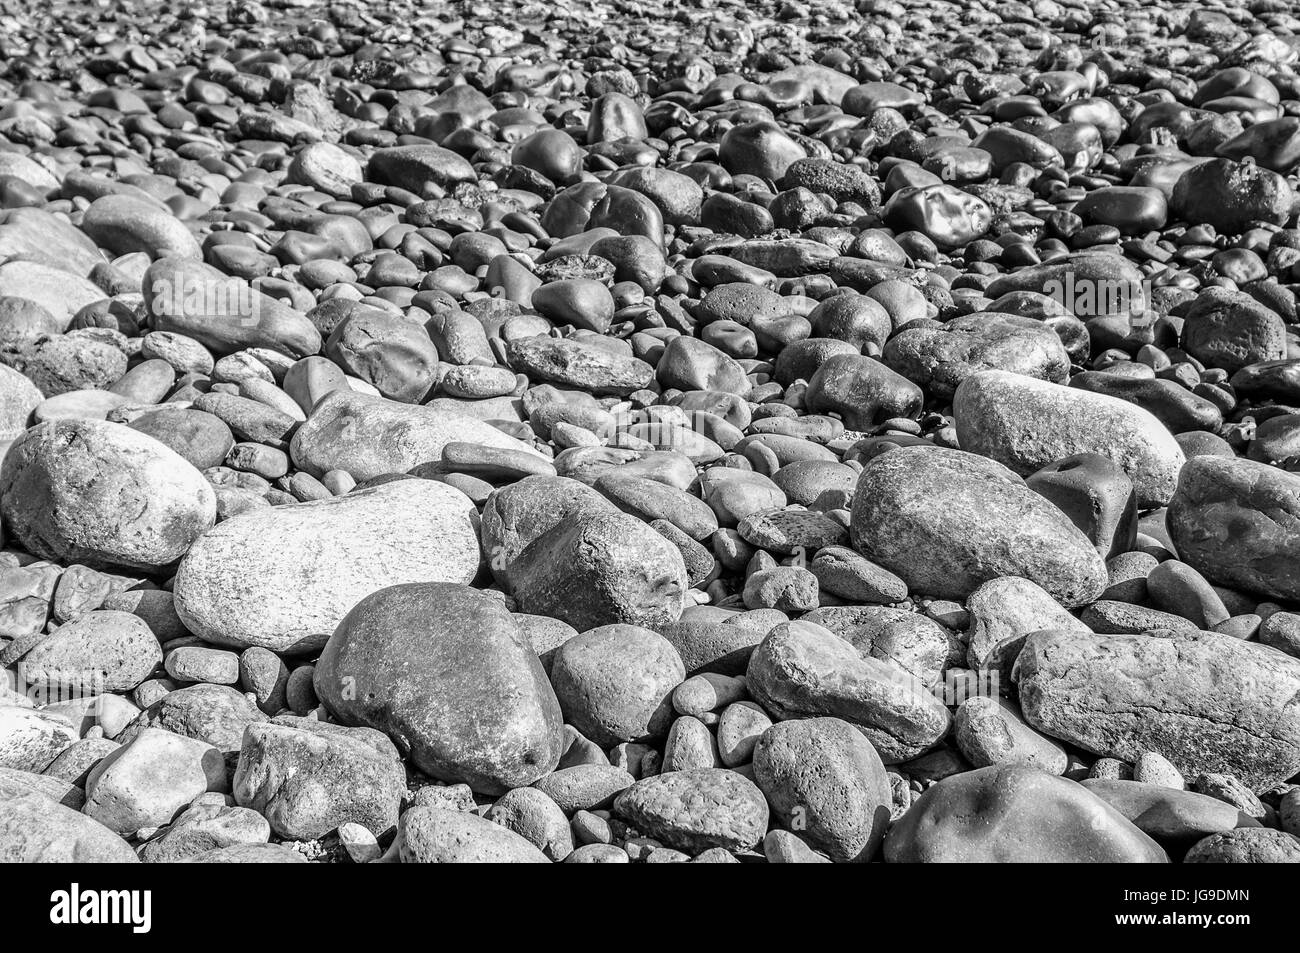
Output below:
[289,388,540,481]
[0,705,78,772]
[83,727,228,835]
[174,479,483,652]
[0,362,42,442]
[953,370,1186,508]
[0,260,106,330]
[0,419,216,570]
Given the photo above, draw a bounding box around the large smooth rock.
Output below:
[1167,455,1300,601]
[0,261,105,330]
[0,419,216,570]
[289,388,540,482]
[83,727,228,835]
[747,621,951,763]
[508,509,688,631]
[954,370,1186,508]
[0,207,106,278]
[0,791,138,862]
[884,764,1169,862]
[1016,629,1300,792]
[174,479,481,653]
[753,717,892,863]
[849,446,1108,606]
[480,475,618,583]
[314,582,564,795]
[80,194,202,260]
[143,257,321,359]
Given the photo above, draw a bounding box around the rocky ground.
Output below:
[0,0,1299,864]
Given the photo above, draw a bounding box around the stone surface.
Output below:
[1016,629,1300,792]
[849,446,1108,606]
[315,583,564,795]
[174,479,481,653]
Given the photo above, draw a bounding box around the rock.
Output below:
[83,727,227,835]
[314,582,564,795]
[0,706,77,772]
[484,787,574,861]
[0,362,42,442]
[0,419,215,570]
[1167,455,1300,601]
[19,610,161,693]
[232,717,405,839]
[1180,289,1287,374]
[0,791,138,862]
[1081,779,1255,842]
[549,625,685,749]
[753,717,892,863]
[954,370,1186,508]
[397,806,550,863]
[367,145,477,195]
[531,765,634,815]
[481,475,617,581]
[614,768,769,854]
[954,697,1069,774]
[884,764,1168,862]
[0,261,106,330]
[882,312,1070,399]
[746,621,951,763]
[139,801,270,863]
[80,194,202,260]
[506,335,655,397]
[144,257,321,359]
[804,605,950,687]
[289,388,540,482]
[965,576,1091,678]
[1016,629,1300,792]
[1184,828,1300,863]
[121,684,267,755]
[1026,453,1138,558]
[849,446,1108,606]
[182,843,308,864]
[173,479,481,653]
[1170,157,1294,232]
[509,509,688,631]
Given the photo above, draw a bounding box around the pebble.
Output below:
[1018,629,1300,791]
[314,583,563,795]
